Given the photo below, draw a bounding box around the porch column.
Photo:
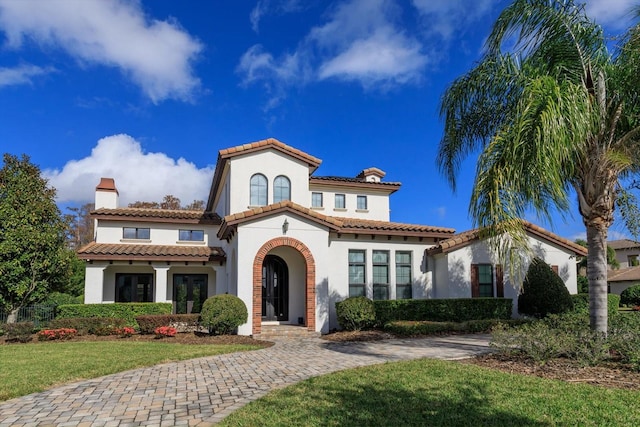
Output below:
[212,266,228,295]
[84,264,107,303]
[153,266,171,303]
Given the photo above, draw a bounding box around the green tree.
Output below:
[438,0,640,333]
[0,154,70,322]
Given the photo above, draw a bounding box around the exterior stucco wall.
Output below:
[609,281,640,296]
[95,220,222,246]
[435,234,579,315]
[228,150,311,214]
[614,248,640,268]
[308,185,390,221]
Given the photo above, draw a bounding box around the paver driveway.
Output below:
[0,334,491,427]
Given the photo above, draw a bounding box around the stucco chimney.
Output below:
[357,167,386,183]
[95,177,119,209]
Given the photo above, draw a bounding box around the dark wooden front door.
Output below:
[262,255,288,321]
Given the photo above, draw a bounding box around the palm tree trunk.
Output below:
[586,224,608,333]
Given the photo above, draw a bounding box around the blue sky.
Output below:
[0,0,637,241]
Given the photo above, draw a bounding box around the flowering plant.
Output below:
[115,327,135,338]
[154,326,177,338]
[37,328,78,341]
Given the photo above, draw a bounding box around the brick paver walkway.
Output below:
[0,335,491,426]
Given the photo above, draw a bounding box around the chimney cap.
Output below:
[96,177,118,194]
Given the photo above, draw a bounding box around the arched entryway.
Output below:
[252,237,316,335]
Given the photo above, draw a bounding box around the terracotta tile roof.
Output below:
[309,176,401,193]
[218,200,454,240]
[608,266,640,282]
[219,137,322,169]
[91,208,222,224]
[608,239,640,250]
[77,243,225,262]
[427,221,588,256]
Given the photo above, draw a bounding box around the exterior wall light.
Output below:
[282,218,289,234]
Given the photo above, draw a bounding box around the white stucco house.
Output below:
[78,138,587,336]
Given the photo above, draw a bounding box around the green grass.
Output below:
[220,358,640,427]
[0,341,260,401]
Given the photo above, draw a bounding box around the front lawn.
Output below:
[0,340,261,401]
[220,358,640,427]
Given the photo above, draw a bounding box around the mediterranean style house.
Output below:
[78,138,587,336]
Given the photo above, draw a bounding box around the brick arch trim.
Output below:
[252,237,316,335]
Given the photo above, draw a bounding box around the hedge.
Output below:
[56,303,172,328]
[373,298,512,326]
[383,319,529,336]
[570,293,620,318]
[49,317,127,335]
[136,314,200,334]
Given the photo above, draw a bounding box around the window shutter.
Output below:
[552,265,559,274]
[496,264,504,298]
[471,264,479,297]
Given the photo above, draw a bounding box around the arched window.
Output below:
[274,175,291,203]
[250,174,268,206]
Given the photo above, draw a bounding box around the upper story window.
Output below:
[628,254,639,266]
[179,229,204,241]
[123,227,150,240]
[335,193,346,209]
[357,195,368,210]
[312,192,323,208]
[250,174,268,206]
[274,175,291,203]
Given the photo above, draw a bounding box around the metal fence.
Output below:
[0,305,57,328]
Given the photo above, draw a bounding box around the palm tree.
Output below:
[438,0,640,333]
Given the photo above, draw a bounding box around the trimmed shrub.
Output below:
[37,328,77,341]
[41,292,83,306]
[336,296,376,331]
[56,303,172,328]
[3,322,35,343]
[518,258,573,318]
[373,298,512,326]
[577,275,589,294]
[384,318,529,336]
[571,293,620,318]
[154,326,177,338]
[200,295,248,335]
[48,317,127,335]
[620,284,640,307]
[609,312,640,370]
[136,314,200,334]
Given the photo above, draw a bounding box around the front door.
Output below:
[173,274,208,314]
[262,255,289,321]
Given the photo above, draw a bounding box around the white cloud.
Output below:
[0,64,55,87]
[250,0,304,33]
[0,0,203,103]
[238,0,428,106]
[434,206,447,219]
[44,134,214,205]
[583,0,637,30]
[411,0,497,41]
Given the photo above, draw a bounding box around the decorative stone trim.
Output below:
[252,237,316,335]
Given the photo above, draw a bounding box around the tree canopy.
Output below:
[0,154,71,320]
[438,0,640,332]
[128,195,205,210]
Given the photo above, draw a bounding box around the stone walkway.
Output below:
[0,335,491,427]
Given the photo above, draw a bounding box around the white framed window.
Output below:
[335,193,346,209]
[250,174,268,206]
[357,195,367,210]
[312,192,323,208]
[274,175,291,203]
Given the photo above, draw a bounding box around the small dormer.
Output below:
[357,167,386,183]
[95,177,119,209]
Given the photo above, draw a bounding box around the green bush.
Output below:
[620,284,640,307]
[571,293,620,318]
[48,317,127,335]
[373,298,512,326]
[41,292,83,306]
[3,322,35,343]
[518,258,573,318]
[200,295,248,335]
[577,275,589,293]
[136,314,200,334]
[56,303,172,328]
[609,312,640,370]
[384,319,529,336]
[336,296,376,331]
